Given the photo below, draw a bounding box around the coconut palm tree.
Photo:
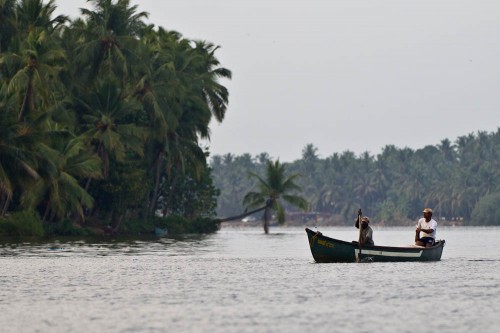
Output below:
[0,0,67,120]
[0,92,40,215]
[190,40,231,122]
[21,136,102,222]
[75,78,146,179]
[2,28,66,120]
[14,0,67,34]
[74,0,148,81]
[134,27,230,217]
[243,160,308,234]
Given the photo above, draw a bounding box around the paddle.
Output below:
[357,208,362,263]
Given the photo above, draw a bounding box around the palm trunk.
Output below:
[86,142,106,192]
[164,174,179,216]
[99,145,109,179]
[1,195,11,216]
[85,177,92,191]
[42,202,51,223]
[18,79,34,121]
[263,206,269,234]
[217,205,268,222]
[148,153,163,217]
[112,210,125,233]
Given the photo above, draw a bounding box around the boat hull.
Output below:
[305,228,445,263]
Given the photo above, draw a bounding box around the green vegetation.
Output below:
[213,131,500,226]
[471,193,500,226]
[0,210,44,237]
[1,1,498,238]
[243,160,307,233]
[0,0,229,237]
[122,215,219,235]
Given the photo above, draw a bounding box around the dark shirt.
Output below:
[355,221,374,246]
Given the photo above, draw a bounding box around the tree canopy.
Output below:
[0,0,230,234]
[212,130,500,226]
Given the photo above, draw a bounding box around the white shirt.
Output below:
[417,218,437,239]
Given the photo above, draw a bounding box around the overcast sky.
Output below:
[56,0,500,161]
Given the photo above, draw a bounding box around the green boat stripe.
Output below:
[355,249,423,257]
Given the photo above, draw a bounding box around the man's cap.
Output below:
[422,208,433,214]
[361,216,370,223]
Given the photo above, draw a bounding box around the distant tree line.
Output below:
[211,129,500,226]
[0,0,228,235]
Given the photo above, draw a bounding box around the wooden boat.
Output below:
[305,228,445,263]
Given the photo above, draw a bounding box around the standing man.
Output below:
[415,208,437,247]
[355,209,374,246]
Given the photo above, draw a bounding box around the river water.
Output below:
[1,226,499,333]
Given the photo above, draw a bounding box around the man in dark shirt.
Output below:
[355,210,374,246]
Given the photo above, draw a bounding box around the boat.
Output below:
[305,228,445,263]
[154,227,168,237]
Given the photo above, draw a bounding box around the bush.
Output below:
[164,215,221,234]
[120,215,220,235]
[120,215,220,236]
[120,218,156,235]
[160,215,189,235]
[0,210,44,237]
[190,217,220,234]
[43,219,89,236]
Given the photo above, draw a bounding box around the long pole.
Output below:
[357,209,362,263]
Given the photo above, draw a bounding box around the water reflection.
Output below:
[0,234,214,257]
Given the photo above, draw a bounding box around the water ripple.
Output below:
[0,227,499,333]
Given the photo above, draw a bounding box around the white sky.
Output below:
[56,0,500,161]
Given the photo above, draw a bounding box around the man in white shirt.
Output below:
[415,208,437,247]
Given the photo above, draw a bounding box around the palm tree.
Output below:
[21,136,102,222]
[155,131,208,217]
[243,160,308,234]
[0,93,40,215]
[14,0,67,34]
[191,41,231,122]
[0,0,67,121]
[74,0,148,81]
[75,78,146,179]
[135,28,231,217]
[2,28,66,120]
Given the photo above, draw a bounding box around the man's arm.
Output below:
[416,222,434,234]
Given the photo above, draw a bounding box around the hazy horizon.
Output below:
[56,0,500,161]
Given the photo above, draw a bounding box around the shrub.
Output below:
[161,215,189,235]
[0,210,44,237]
[120,215,220,236]
[190,217,220,234]
[121,218,156,235]
[43,219,89,236]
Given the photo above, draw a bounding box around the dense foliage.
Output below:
[0,0,229,235]
[212,130,500,226]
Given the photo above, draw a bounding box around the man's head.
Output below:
[361,216,369,228]
[422,208,433,221]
